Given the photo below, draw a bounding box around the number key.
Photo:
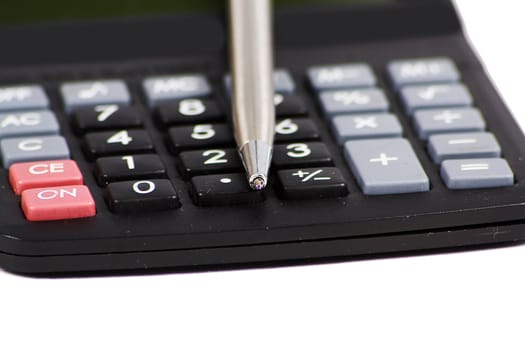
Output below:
[106,179,181,213]
[95,154,167,185]
[178,148,242,178]
[273,142,333,168]
[274,118,320,143]
[83,129,154,159]
[72,104,143,134]
[156,98,223,125]
[168,123,234,152]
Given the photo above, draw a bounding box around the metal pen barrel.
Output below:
[229,0,275,190]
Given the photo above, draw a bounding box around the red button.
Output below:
[21,185,96,221]
[9,160,83,195]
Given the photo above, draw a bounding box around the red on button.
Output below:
[21,185,96,221]
[9,160,83,195]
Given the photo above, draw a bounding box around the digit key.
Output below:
[274,118,320,143]
[95,154,167,186]
[178,148,242,178]
[274,94,307,117]
[72,104,143,133]
[156,98,223,125]
[273,142,333,169]
[191,173,265,206]
[168,123,234,152]
[83,129,154,159]
[106,179,181,213]
[277,167,349,200]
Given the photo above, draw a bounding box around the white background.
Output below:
[1,1,524,349]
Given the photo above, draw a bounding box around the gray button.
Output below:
[319,88,389,116]
[0,110,60,140]
[143,74,211,107]
[224,69,295,95]
[388,57,460,89]
[307,63,376,90]
[413,107,486,139]
[332,113,402,144]
[1,135,70,168]
[61,80,130,112]
[428,132,501,164]
[344,138,429,195]
[441,158,514,189]
[0,85,49,112]
[400,84,473,115]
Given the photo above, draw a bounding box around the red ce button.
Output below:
[9,159,84,195]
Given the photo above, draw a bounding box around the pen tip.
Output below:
[250,176,266,191]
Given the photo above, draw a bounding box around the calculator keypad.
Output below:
[0,57,517,224]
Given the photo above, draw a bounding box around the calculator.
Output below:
[1,0,524,275]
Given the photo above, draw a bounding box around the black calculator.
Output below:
[1,0,524,275]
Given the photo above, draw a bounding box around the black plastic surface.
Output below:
[0,1,524,275]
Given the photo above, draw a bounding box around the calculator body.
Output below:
[1,0,525,275]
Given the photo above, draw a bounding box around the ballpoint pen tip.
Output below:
[250,176,266,191]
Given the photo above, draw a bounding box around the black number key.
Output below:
[95,154,167,185]
[157,98,223,125]
[274,118,320,142]
[273,142,333,168]
[72,104,143,134]
[178,148,242,178]
[274,93,307,116]
[168,123,234,152]
[277,167,349,200]
[84,129,154,159]
[191,173,265,206]
[106,179,181,213]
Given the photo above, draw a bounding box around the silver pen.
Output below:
[228,0,275,191]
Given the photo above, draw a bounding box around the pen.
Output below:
[228,0,275,191]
